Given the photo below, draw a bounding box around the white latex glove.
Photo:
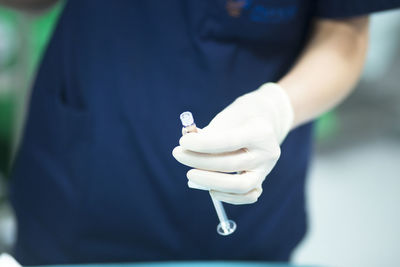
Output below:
[172,83,294,205]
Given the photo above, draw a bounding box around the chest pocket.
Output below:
[201,0,303,43]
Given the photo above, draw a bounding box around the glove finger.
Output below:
[187,180,209,191]
[179,123,274,154]
[172,146,262,173]
[187,169,264,194]
[210,187,262,205]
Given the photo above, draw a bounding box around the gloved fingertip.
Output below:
[180,129,216,151]
[179,134,196,149]
[188,180,209,191]
[171,146,178,156]
[171,146,183,159]
[186,169,194,179]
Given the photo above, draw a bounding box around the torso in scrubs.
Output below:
[10,0,400,265]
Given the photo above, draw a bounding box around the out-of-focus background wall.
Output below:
[0,4,399,267]
[0,2,64,253]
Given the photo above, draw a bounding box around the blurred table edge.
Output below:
[29,261,318,267]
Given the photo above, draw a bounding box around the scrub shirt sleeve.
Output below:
[314,0,400,18]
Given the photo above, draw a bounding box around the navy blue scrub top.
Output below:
[10,0,400,265]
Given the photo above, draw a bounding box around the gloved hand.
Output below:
[172,83,294,204]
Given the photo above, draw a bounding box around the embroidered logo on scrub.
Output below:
[226,0,251,17]
[225,0,298,23]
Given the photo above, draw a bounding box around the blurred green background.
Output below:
[0,3,63,178]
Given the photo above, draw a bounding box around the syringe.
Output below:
[180,111,237,236]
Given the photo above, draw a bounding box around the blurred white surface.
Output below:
[0,253,21,267]
[293,139,400,267]
[362,10,400,82]
[0,208,15,251]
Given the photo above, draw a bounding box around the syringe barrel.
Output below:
[211,195,229,224]
[179,111,236,236]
